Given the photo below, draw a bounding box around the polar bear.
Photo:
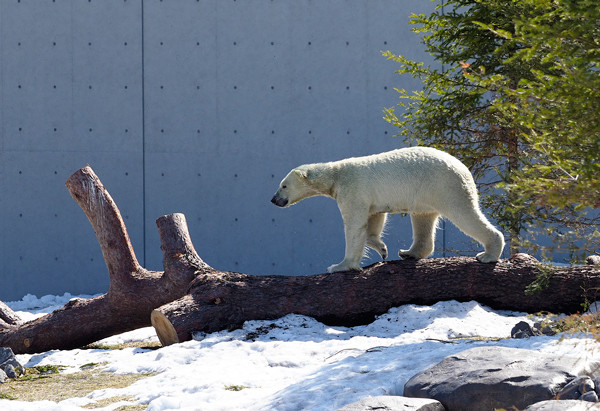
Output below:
[271,147,505,273]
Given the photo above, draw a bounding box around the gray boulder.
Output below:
[404,346,599,411]
[337,396,445,411]
[511,321,538,338]
[526,400,600,410]
[0,347,23,379]
[511,321,556,338]
[557,376,596,400]
[583,391,600,402]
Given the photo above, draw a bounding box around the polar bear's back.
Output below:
[386,146,472,182]
[330,146,478,214]
[335,146,473,183]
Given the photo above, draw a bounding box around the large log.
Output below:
[151,254,600,346]
[0,167,209,354]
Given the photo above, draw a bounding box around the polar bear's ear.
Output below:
[293,169,308,180]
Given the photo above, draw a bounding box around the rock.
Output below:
[0,347,23,378]
[587,255,600,266]
[0,368,7,384]
[557,376,595,400]
[511,321,556,338]
[586,302,600,314]
[2,364,18,379]
[533,321,556,336]
[511,321,538,338]
[582,391,600,402]
[526,400,600,410]
[337,396,445,411]
[404,346,600,411]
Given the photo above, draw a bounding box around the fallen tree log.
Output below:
[0,166,207,354]
[151,253,600,346]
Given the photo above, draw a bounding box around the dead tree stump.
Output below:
[0,167,210,354]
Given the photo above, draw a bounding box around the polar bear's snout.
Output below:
[271,194,288,208]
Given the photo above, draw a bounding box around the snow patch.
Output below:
[1,295,598,410]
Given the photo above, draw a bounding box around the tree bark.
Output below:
[0,167,208,354]
[151,253,600,346]
[0,301,21,330]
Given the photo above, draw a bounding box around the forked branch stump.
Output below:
[0,167,209,353]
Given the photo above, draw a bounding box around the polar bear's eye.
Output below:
[282,185,287,189]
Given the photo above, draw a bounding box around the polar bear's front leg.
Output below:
[366,213,388,260]
[327,208,369,273]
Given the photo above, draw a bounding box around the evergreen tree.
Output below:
[384,0,599,259]
[486,0,600,258]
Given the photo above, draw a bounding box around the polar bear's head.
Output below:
[271,167,321,208]
[271,169,308,208]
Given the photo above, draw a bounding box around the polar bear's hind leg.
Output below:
[366,213,388,260]
[399,213,439,259]
[443,205,504,263]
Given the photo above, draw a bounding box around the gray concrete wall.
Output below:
[1,0,487,301]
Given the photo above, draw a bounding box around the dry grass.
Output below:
[83,341,162,351]
[555,311,600,339]
[0,360,156,409]
[85,395,148,410]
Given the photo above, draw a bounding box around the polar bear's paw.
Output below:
[398,252,419,260]
[398,249,424,260]
[476,251,499,263]
[367,238,388,260]
[327,262,362,273]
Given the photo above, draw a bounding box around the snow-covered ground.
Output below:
[2,293,599,411]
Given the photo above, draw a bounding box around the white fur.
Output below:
[271,147,505,273]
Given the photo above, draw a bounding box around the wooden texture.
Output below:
[151,253,600,346]
[0,301,21,329]
[0,167,207,354]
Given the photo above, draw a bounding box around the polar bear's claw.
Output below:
[367,238,388,260]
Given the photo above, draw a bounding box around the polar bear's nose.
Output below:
[271,195,288,207]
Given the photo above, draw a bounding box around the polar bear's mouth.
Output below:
[271,195,288,207]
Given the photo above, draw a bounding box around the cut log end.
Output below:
[151,309,179,346]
